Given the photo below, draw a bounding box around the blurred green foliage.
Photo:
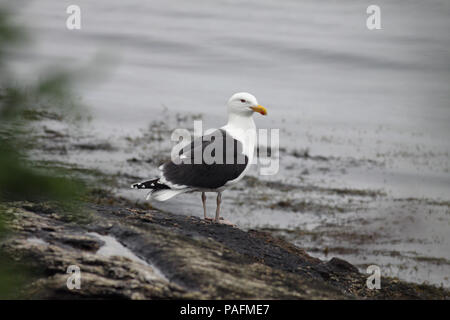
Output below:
[0,6,87,298]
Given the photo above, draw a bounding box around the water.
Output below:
[8,0,450,288]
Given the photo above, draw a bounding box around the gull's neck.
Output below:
[221,112,256,158]
[223,112,256,133]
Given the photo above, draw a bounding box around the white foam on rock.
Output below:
[27,237,49,246]
[87,232,168,281]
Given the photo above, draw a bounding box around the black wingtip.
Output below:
[131,179,162,190]
[131,182,142,189]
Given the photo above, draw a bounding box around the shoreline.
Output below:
[14,111,450,289]
[1,192,448,299]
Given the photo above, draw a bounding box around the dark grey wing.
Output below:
[161,129,248,189]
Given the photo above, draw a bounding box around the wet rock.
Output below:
[323,258,360,274]
[1,200,448,299]
[58,234,103,252]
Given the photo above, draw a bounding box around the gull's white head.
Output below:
[227,92,267,117]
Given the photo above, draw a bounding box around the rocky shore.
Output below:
[1,193,448,300]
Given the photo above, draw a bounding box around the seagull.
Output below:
[131,92,267,223]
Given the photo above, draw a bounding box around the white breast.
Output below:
[220,116,256,188]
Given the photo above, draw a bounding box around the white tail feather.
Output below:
[149,189,186,201]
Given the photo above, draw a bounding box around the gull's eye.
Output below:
[240,99,246,103]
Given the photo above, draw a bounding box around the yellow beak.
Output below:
[250,105,267,115]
